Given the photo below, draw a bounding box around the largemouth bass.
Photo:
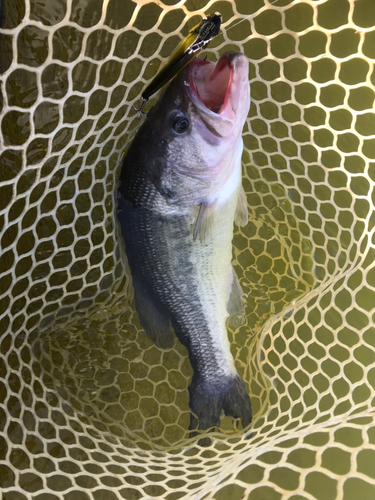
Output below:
[118,52,252,435]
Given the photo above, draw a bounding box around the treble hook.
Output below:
[132,98,148,119]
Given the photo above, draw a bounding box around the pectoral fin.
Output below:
[193,203,215,243]
[234,186,248,227]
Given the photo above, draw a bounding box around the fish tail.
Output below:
[188,374,252,443]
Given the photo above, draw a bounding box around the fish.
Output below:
[117,51,252,438]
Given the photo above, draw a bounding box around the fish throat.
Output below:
[189,56,233,114]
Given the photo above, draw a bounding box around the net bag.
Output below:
[0,0,374,499]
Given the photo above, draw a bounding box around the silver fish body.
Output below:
[118,52,252,434]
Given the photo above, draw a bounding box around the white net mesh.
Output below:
[0,0,374,498]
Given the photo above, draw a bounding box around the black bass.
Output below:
[118,52,252,434]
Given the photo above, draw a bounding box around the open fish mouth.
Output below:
[188,53,233,115]
[186,52,249,136]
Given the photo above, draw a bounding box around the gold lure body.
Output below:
[135,13,222,115]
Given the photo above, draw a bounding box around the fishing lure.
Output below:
[135,12,222,116]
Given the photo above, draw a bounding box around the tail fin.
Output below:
[188,374,252,444]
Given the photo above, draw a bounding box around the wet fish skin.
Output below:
[118,52,252,436]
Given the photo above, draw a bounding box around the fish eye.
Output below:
[170,112,190,135]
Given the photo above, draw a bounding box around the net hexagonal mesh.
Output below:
[0,0,374,498]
